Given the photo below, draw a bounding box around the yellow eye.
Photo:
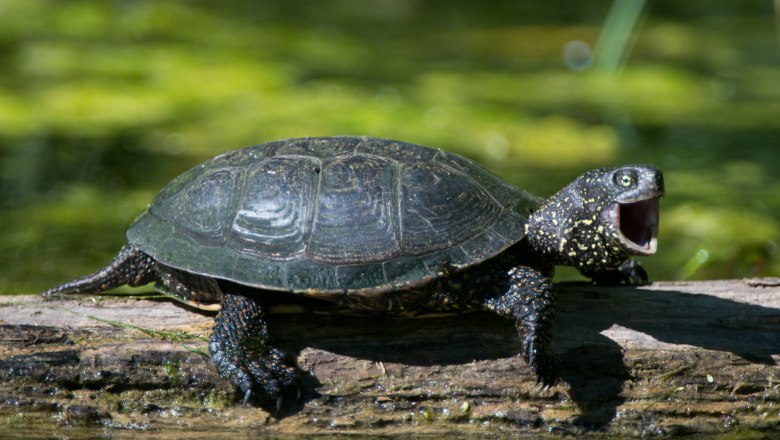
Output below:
[614,171,636,187]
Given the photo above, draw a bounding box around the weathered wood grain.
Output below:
[0,279,778,437]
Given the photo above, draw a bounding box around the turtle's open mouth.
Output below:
[615,196,660,255]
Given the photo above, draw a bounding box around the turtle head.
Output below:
[527,165,664,270]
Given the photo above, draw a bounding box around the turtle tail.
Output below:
[41,244,158,297]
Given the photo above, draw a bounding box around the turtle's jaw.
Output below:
[613,195,661,255]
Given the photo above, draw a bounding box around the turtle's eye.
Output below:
[614,170,636,188]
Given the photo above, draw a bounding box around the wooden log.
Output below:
[0,279,778,437]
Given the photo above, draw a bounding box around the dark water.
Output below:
[2,0,780,294]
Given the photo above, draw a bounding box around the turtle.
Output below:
[43,136,664,409]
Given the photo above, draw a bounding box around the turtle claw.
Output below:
[220,354,301,411]
[621,259,649,285]
[242,351,301,410]
[209,336,301,411]
[274,381,303,415]
[534,379,550,392]
[524,338,561,388]
[531,356,560,388]
[588,258,649,286]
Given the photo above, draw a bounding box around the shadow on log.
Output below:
[0,280,778,437]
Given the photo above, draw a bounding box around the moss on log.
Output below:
[0,280,778,437]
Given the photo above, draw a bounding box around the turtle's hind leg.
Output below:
[209,281,301,411]
[41,244,157,297]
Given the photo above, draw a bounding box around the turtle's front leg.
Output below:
[482,266,560,386]
[210,282,301,410]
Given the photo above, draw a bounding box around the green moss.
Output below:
[163,360,183,385]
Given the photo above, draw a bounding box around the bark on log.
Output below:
[0,280,778,437]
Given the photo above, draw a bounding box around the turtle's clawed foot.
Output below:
[619,258,649,285]
[515,317,560,387]
[210,338,301,412]
[589,258,648,286]
[525,338,561,388]
[276,385,302,415]
[247,347,301,411]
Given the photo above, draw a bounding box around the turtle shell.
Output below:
[127,136,540,299]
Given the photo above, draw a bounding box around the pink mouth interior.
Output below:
[619,197,660,250]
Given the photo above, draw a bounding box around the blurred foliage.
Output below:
[1,0,779,293]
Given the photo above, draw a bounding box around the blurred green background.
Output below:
[1,0,779,294]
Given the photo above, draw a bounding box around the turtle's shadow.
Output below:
[268,283,779,426]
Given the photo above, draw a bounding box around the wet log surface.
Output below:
[0,279,778,438]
